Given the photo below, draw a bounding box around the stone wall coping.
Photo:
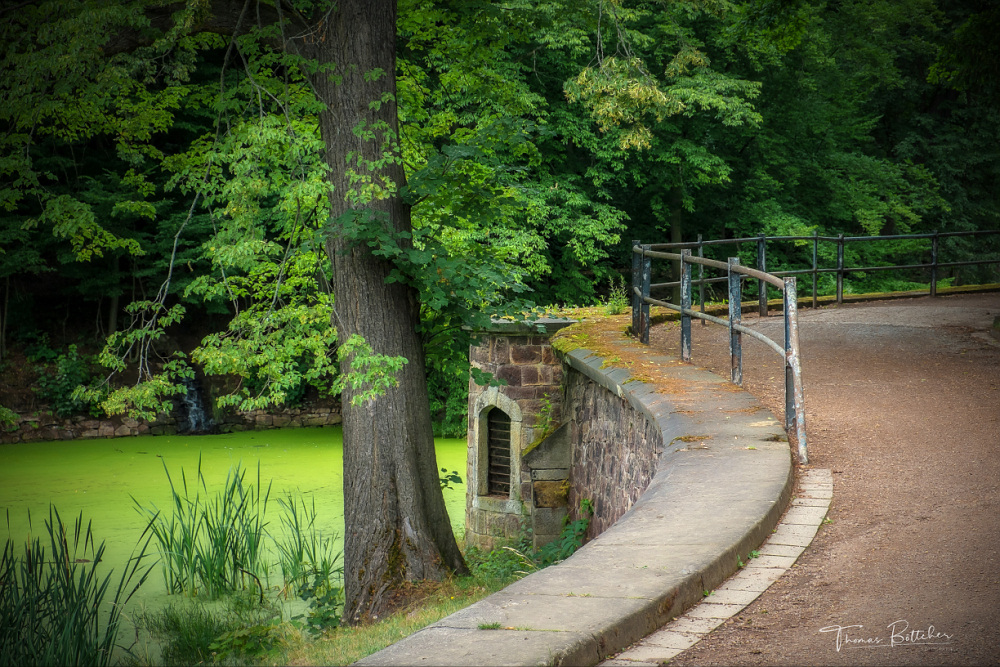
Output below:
[468,317,579,336]
[358,343,794,666]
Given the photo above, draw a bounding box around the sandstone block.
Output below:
[497,365,521,386]
[491,337,510,363]
[510,345,542,364]
[533,480,569,508]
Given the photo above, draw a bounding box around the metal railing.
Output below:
[647,230,1000,317]
[630,229,1000,465]
[631,242,809,463]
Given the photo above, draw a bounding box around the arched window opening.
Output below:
[487,408,512,496]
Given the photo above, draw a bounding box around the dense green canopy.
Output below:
[2,0,997,422]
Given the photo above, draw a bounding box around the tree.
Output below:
[295,0,469,621]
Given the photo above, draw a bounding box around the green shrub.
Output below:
[0,404,17,429]
[603,276,630,315]
[34,345,104,417]
[137,592,283,666]
[271,492,345,634]
[465,543,536,584]
[136,459,347,639]
[535,498,594,567]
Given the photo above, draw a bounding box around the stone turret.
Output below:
[465,318,576,551]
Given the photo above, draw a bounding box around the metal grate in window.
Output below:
[487,409,511,496]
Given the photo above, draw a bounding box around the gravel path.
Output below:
[648,293,1000,666]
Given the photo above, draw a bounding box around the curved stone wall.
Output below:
[563,367,663,538]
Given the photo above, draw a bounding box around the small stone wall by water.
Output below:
[0,404,342,444]
[563,367,663,539]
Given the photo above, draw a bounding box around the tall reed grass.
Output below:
[0,507,152,667]
[273,491,342,597]
[134,456,272,599]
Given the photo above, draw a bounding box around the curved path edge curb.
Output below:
[600,468,833,665]
[355,346,794,666]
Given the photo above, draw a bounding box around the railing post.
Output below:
[640,244,652,344]
[757,234,768,317]
[680,249,692,362]
[631,239,641,337]
[930,230,939,297]
[812,230,819,309]
[728,257,742,386]
[697,234,706,326]
[836,234,845,305]
[784,277,808,464]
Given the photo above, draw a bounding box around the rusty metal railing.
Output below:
[646,230,1000,317]
[631,243,809,464]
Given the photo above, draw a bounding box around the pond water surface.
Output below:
[0,426,468,614]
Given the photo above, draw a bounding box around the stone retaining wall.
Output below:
[0,403,342,445]
[563,368,663,539]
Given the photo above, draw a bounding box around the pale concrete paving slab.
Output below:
[697,588,765,606]
[642,629,703,649]
[800,468,833,484]
[781,505,830,524]
[757,543,806,558]
[797,486,833,499]
[767,523,819,547]
[662,616,728,634]
[791,496,830,507]
[611,645,686,664]
[746,554,796,568]
[685,603,747,618]
[715,567,785,592]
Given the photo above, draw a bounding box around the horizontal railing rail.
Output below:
[647,229,1000,317]
[631,243,809,463]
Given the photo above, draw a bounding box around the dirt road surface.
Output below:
[648,292,1000,666]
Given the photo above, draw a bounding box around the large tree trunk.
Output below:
[305,0,468,624]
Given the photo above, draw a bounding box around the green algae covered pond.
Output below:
[0,426,468,613]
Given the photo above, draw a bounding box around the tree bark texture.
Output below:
[302,0,468,623]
